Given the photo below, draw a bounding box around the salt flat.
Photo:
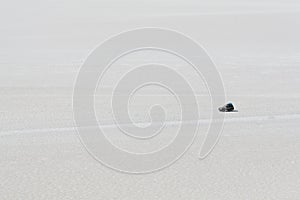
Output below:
[1,0,300,199]
[1,55,299,199]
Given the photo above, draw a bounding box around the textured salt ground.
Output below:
[1,55,300,199]
[1,2,300,199]
[0,117,299,199]
[1,74,300,199]
[1,56,300,199]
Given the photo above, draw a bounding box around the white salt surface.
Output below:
[0,0,300,199]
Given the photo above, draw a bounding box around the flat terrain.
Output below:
[1,1,300,199]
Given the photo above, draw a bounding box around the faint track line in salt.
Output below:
[1,113,300,136]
